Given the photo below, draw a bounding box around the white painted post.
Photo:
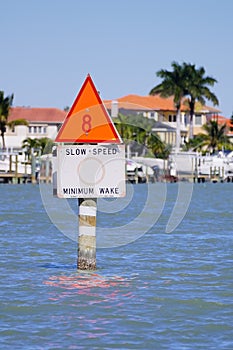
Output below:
[78,198,97,270]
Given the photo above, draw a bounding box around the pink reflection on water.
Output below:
[43,274,138,344]
[44,272,134,302]
[44,273,128,289]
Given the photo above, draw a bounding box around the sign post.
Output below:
[78,198,97,270]
[54,74,125,270]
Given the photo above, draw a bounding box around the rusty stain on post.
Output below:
[78,198,97,270]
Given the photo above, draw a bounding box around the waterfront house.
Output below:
[4,107,66,151]
[3,95,221,151]
[104,95,221,148]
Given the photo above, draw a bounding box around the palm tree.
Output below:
[114,113,134,142]
[230,112,233,132]
[0,91,14,149]
[182,134,206,152]
[149,61,188,152]
[184,64,219,139]
[199,120,231,153]
[37,137,54,155]
[7,119,28,131]
[114,113,167,158]
[22,137,41,161]
[147,132,170,159]
[22,137,54,161]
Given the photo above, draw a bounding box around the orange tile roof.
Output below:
[211,115,233,134]
[104,94,182,112]
[7,95,221,125]
[8,107,66,123]
[104,94,220,114]
[211,115,230,124]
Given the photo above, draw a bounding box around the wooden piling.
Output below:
[9,155,12,172]
[31,155,36,184]
[78,198,97,270]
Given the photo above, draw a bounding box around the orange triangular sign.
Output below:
[55,75,122,143]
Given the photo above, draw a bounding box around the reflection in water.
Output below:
[44,273,137,303]
[43,273,139,346]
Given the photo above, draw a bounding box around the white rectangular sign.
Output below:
[55,144,126,198]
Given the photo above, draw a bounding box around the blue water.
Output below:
[1,183,233,349]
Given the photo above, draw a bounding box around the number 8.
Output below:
[82,114,92,134]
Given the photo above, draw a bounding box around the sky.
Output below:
[1,0,233,117]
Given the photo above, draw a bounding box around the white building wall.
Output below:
[5,125,28,149]
[47,125,58,139]
[4,124,58,149]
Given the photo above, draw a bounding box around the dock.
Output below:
[0,151,52,184]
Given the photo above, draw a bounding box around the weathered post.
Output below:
[15,155,19,183]
[78,198,97,270]
[9,154,12,172]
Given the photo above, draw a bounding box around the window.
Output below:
[195,115,202,125]
[169,115,176,122]
[28,125,47,134]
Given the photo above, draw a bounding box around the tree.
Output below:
[147,133,171,159]
[37,137,54,154]
[184,63,219,139]
[149,62,189,152]
[114,113,168,158]
[22,137,54,160]
[8,119,28,130]
[114,113,134,142]
[182,134,208,152]
[230,112,233,132]
[22,137,41,160]
[0,91,14,149]
[200,120,231,153]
